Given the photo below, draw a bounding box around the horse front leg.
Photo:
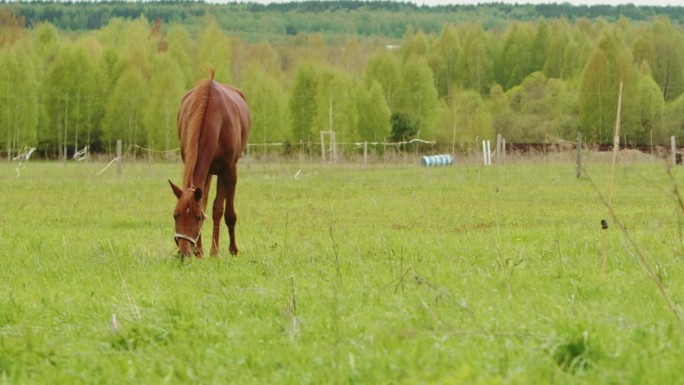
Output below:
[195,176,213,257]
[211,175,226,256]
[225,166,239,255]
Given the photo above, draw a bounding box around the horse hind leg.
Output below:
[211,175,226,256]
[225,166,238,255]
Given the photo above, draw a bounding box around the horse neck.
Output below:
[182,76,214,189]
[181,135,212,189]
[187,152,213,190]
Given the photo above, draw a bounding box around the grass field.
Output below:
[1,156,684,384]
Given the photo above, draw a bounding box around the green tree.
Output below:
[121,16,153,75]
[101,47,126,90]
[457,24,497,95]
[634,64,665,145]
[429,24,461,99]
[364,50,400,110]
[357,80,391,142]
[579,30,639,144]
[394,57,439,138]
[43,41,102,159]
[246,41,284,80]
[489,84,515,141]
[242,67,289,145]
[289,66,318,142]
[633,17,684,102]
[390,112,417,142]
[32,22,59,62]
[543,19,570,78]
[563,22,592,79]
[102,65,148,155]
[579,47,610,143]
[0,43,39,159]
[530,19,550,73]
[73,37,107,155]
[166,24,194,88]
[241,40,288,145]
[143,53,185,153]
[313,68,358,145]
[498,22,535,90]
[341,37,365,75]
[449,88,493,150]
[400,26,428,62]
[31,22,60,157]
[294,33,328,69]
[503,71,579,142]
[663,94,684,141]
[197,17,232,82]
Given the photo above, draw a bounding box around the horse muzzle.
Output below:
[174,232,200,247]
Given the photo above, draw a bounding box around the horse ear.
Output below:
[194,188,202,201]
[169,180,182,199]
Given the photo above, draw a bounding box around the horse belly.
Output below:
[209,159,228,175]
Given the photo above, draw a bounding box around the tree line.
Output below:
[7,1,684,39]
[1,4,684,159]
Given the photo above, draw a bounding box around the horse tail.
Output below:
[183,68,215,187]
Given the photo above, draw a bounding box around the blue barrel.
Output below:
[421,154,454,167]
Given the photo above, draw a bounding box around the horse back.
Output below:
[205,82,251,163]
[177,80,251,180]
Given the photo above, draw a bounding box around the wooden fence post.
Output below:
[116,139,122,175]
[576,132,582,178]
[496,134,502,165]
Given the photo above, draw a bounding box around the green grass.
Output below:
[1,158,684,384]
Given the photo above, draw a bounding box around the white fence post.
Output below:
[488,140,492,166]
[482,140,492,166]
[482,140,487,165]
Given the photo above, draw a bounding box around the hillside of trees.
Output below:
[2,2,684,159]
[6,1,684,41]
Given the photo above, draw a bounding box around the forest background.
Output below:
[2,1,684,159]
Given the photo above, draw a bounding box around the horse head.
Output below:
[169,180,207,256]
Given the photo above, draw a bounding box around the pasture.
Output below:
[1,157,684,384]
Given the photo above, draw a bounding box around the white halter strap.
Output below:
[174,231,201,246]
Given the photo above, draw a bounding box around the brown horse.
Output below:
[169,68,251,257]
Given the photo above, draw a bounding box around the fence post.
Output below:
[482,140,492,166]
[488,140,492,165]
[672,136,677,166]
[482,140,487,165]
[116,139,122,175]
[576,132,582,178]
[363,141,368,166]
[496,134,502,165]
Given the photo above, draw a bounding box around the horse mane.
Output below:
[183,67,215,188]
